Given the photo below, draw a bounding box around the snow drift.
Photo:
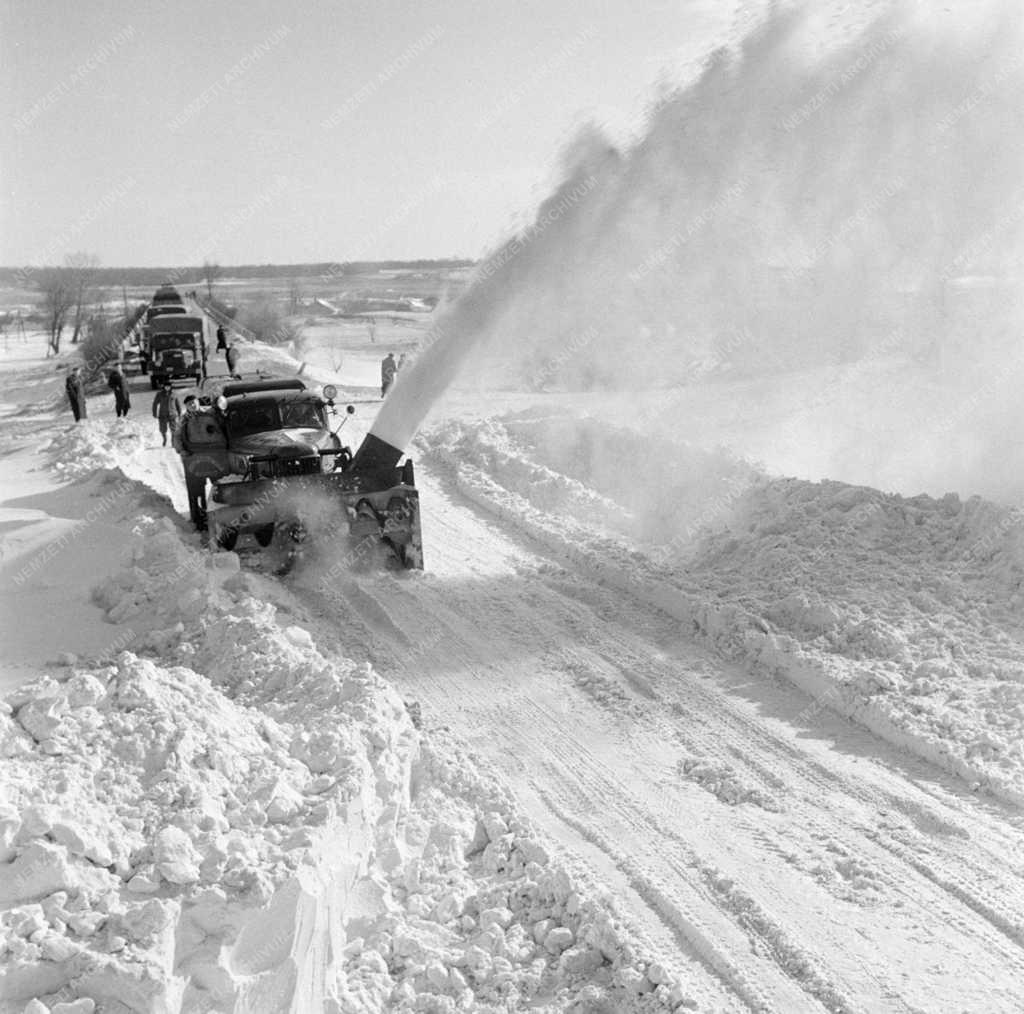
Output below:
[0,419,693,1013]
[422,411,1024,807]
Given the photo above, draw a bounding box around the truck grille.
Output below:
[266,456,321,478]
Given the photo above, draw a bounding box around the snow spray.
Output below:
[362,165,601,457]
[365,1,1024,499]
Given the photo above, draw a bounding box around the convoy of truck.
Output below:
[127,282,423,571]
[138,285,207,385]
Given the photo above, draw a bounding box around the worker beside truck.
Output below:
[173,395,228,531]
[152,381,181,447]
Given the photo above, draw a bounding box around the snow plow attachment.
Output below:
[207,431,423,570]
[335,433,423,569]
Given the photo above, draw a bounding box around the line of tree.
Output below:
[1,260,476,289]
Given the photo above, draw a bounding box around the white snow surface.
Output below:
[4,332,1024,1014]
[421,410,1024,805]
[0,345,687,1012]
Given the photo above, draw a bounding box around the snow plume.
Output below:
[447,0,1024,388]
[366,167,601,454]
[379,0,1024,501]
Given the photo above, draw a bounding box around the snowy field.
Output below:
[2,321,1024,1013]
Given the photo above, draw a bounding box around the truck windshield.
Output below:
[280,402,324,429]
[151,334,199,350]
[227,403,280,436]
[159,349,194,366]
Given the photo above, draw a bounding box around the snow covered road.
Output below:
[6,333,1024,1012]
[289,463,1024,1014]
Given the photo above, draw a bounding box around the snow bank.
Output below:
[422,415,1024,806]
[1,417,688,1012]
[423,410,758,547]
[686,479,1024,806]
[332,732,696,1012]
[2,513,416,1012]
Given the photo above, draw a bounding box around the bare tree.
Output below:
[66,252,101,344]
[36,267,75,355]
[201,261,222,299]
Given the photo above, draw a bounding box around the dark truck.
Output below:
[188,377,422,569]
[147,315,207,388]
[152,284,183,305]
[139,304,187,374]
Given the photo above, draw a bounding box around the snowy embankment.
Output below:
[1,415,687,1013]
[420,411,1024,807]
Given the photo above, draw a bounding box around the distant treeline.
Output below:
[0,260,475,287]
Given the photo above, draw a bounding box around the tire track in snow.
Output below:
[289,464,1024,1012]
[522,728,863,1014]
[517,559,1024,964]
[341,568,867,1011]
[419,455,1024,953]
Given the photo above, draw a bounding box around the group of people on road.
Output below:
[60,316,246,535]
[380,352,407,398]
[65,322,238,428]
[64,365,131,422]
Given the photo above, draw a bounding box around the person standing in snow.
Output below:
[174,396,210,530]
[65,367,87,422]
[225,344,239,376]
[381,352,397,398]
[107,366,131,418]
[152,381,181,447]
[216,325,227,351]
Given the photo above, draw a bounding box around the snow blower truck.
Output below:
[184,376,422,570]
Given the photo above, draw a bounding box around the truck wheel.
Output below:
[215,526,238,551]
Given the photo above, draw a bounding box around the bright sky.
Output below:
[1,0,737,267]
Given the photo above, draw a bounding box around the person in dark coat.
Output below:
[225,344,239,376]
[152,381,181,446]
[216,325,227,351]
[107,367,131,417]
[381,352,397,398]
[174,396,209,530]
[65,367,87,422]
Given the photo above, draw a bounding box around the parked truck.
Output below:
[147,314,207,388]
